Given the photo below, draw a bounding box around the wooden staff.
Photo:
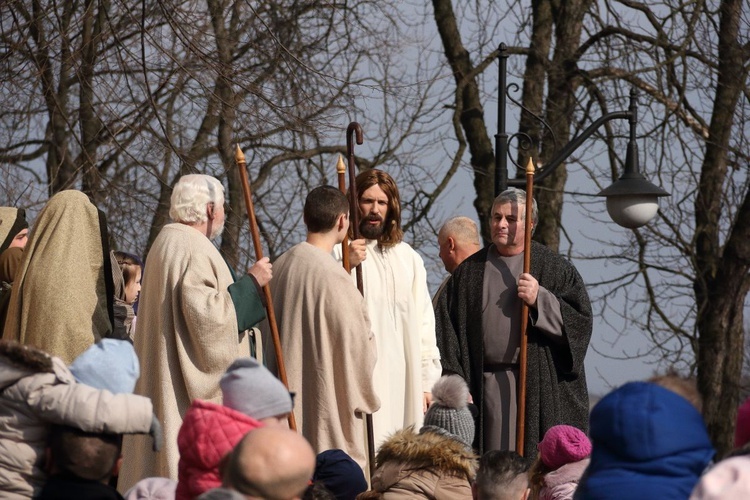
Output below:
[336,154,351,272]
[516,157,535,454]
[347,123,365,292]
[344,122,375,476]
[234,144,297,431]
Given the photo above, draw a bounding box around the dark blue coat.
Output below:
[576,382,715,499]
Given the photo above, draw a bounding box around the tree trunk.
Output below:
[431,0,495,242]
[694,0,749,456]
[79,0,106,204]
[531,0,592,252]
[209,0,242,270]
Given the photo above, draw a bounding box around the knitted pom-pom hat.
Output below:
[420,375,475,448]
[537,424,592,470]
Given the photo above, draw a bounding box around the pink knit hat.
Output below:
[734,397,750,448]
[537,425,592,470]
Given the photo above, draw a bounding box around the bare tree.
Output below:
[1,0,455,270]
[429,0,750,454]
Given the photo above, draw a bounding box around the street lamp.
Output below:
[495,44,669,228]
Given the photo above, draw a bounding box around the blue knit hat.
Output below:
[69,339,140,394]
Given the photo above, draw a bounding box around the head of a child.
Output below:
[220,358,293,426]
[473,450,530,500]
[114,251,143,305]
[69,339,140,394]
[420,374,476,448]
[529,425,591,496]
[47,425,123,483]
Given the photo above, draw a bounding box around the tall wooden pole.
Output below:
[336,154,351,272]
[347,123,364,292]
[516,157,535,454]
[344,122,375,476]
[234,144,296,431]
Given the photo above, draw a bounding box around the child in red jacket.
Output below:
[176,358,293,500]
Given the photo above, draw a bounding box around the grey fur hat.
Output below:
[421,375,475,448]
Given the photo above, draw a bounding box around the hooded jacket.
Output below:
[0,341,153,499]
[360,427,478,499]
[576,382,715,499]
[539,458,589,500]
[176,399,263,500]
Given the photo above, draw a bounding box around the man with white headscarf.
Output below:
[119,174,271,487]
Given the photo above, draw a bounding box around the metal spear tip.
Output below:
[234,144,246,164]
[336,154,346,174]
[525,157,536,175]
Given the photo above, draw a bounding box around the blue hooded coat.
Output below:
[576,382,715,499]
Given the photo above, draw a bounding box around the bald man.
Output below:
[433,216,481,307]
[220,427,316,500]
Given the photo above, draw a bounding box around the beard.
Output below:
[359,215,385,240]
[209,219,225,240]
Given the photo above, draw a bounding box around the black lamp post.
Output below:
[494,43,669,228]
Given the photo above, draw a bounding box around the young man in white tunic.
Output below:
[335,169,442,449]
[266,185,380,472]
[118,174,272,488]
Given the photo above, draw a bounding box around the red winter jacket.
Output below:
[176,399,263,500]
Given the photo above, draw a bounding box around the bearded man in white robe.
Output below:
[335,169,441,449]
[266,185,379,472]
[119,174,272,488]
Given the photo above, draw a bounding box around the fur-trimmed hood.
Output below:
[361,427,478,499]
[0,341,56,390]
[375,426,478,479]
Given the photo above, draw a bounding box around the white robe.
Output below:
[265,242,380,471]
[335,240,441,448]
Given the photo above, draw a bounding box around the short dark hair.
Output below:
[302,481,337,500]
[48,425,123,482]
[475,450,530,500]
[303,186,349,233]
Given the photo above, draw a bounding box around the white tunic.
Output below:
[335,239,441,448]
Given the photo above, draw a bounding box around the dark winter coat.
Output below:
[435,242,593,457]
